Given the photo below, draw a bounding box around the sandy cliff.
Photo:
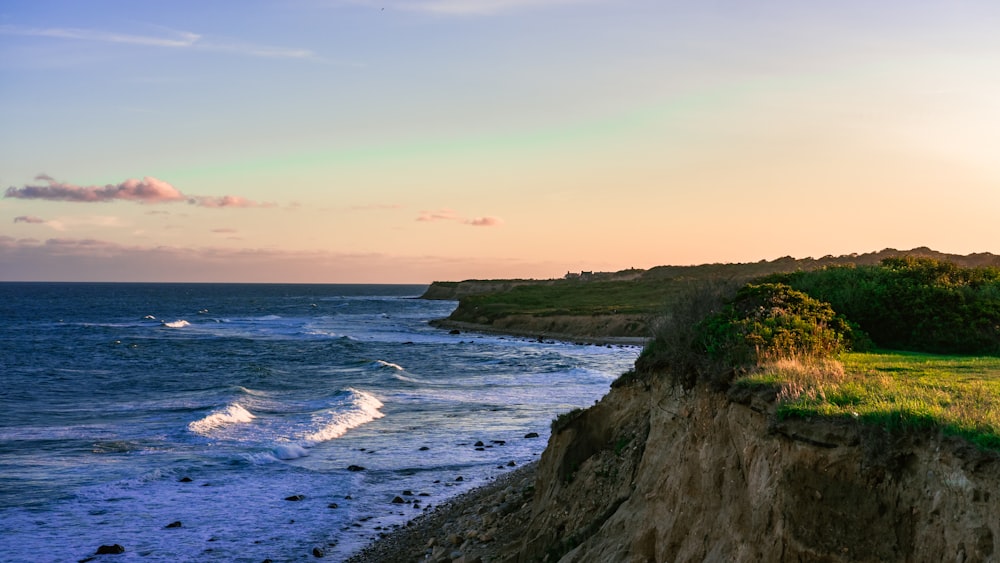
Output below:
[523,378,999,562]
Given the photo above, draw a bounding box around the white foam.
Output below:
[188,403,256,435]
[375,359,404,370]
[272,443,309,460]
[302,389,384,444]
[162,320,190,328]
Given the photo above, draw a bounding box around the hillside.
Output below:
[422,248,1000,342]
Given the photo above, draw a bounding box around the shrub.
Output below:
[698,282,856,367]
[634,279,741,388]
[769,257,1000,354]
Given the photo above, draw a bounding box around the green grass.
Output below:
[450,279,688,321]
[736,351,1000,450]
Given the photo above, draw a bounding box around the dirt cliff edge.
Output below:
[522,379,999,562]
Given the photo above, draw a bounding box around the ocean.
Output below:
[0,283,639,562]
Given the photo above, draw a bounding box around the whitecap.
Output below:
[302,389,384,444]
[188,403,256,435]
[162,320,190,328]
[375,360,404,371]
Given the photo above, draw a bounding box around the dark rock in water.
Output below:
[507,460,517,467]
[345,495,353,500]
[391,496,405,504]
[312,546,325,558]
[419,446,430,451]
[78,557,96,563]
[475,447,485,451]
[165,521,182,528]
[524,432,540,439]
[263,559,273,563]
[449,329,461,334]
[474,441,484,447]
[402,490,413,496]
[328,503,339,509]
[285,495,305,501]
[96,544,125,555]
[455,476,464,482]
[491,440,506,445]
[178,477,193,482]
[347,465,365,472]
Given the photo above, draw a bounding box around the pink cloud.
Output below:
[466,216,503,227]
[13,215,46,224]
[189,195,273,208]
[0,236,559,282]
[5,174,185,203]
[211,228,238,234]
[417,208,503,226]
[5,174,271,209]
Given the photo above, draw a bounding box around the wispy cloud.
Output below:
[417,208,462,222]
[5,175,272,209]
[211,228,238,234]
[13,215,45,224]
[389,0,598,15]
[0,24,319,60]
[466,216,504,227]
[416,208,503,226]
[0,24,200,47]
[189,195,275,208]
[0,236,550,282]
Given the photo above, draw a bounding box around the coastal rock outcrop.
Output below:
[521,378,1000,562]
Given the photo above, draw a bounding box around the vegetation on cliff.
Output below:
[430,247,1000,340]
[631,256,1000,450]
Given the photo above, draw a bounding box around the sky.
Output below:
[2,0,999,283]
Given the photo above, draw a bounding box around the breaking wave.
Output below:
[188,403,256,435]
[302,389,384,444]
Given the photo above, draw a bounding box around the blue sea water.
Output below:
[0,283,639,562]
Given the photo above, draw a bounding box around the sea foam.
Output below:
[302,389,384,444]
[188,403,256,435]
[162,320,190,328]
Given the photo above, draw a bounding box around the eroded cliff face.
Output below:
[522,379,999,563]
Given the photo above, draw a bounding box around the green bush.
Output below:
[699,283,855,366]
[768,257,1000,354]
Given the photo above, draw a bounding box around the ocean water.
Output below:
[0,283,639,562]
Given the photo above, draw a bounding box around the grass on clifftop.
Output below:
[736,352,1000,450]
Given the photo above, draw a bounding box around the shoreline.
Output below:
[429,319,649,347]
[346,462,537,563]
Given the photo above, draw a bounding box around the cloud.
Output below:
[5,174,271,209]
[391,0,598,15]
[417,208,462,222]
[6,175,185,203]
[417,208,503,226]
[0,236,554,282]
[0,24,318,60]
[466,216,504,227]
[13,215,45,224]
[211,228,238,234]
[189,195,274,208]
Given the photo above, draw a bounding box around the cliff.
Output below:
[419,280,553,300]
[522,378,999,562]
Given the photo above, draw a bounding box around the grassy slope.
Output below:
[737,351,1000,450]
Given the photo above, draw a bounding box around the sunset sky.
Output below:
[2,0,999,282]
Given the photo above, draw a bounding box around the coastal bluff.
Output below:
[520,377,999,562]
[354,374,1000,562]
